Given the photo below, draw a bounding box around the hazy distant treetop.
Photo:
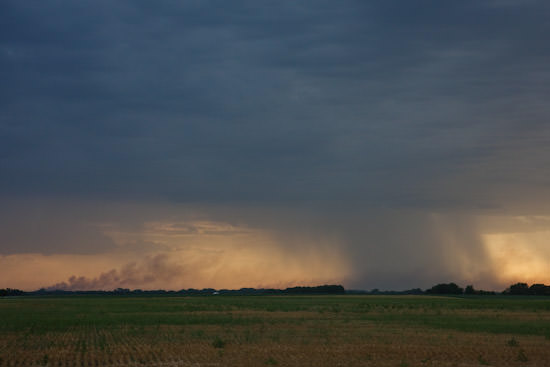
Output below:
[426,283,464,295]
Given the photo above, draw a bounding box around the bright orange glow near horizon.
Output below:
[0,219,352,291]
[483,230,550,287]
[2,212,550,292]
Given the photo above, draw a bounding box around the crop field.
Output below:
[1,295,550,366]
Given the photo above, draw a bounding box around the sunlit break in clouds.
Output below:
[1,1,550,291]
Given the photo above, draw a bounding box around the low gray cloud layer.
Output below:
[1,1,550,289]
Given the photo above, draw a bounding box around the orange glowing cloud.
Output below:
[483,230,550,286]
[0,219,351,291]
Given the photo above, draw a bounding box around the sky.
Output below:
[1,0,550,291]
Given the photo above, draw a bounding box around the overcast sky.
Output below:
[2,1,550,291]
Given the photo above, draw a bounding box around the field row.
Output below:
[1,296,550,366]
[1,325,547,366]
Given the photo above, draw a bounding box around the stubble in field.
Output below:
[1,295,549,366]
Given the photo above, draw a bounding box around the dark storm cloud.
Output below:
[0,198,117,254]
[2,1,550,289]
[2,0,548,207]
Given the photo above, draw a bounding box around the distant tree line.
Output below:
[503,283,550,296]
[424,282,550,296]
[0,288,25,297]
[347,288,424,295]
[349,282,550,296]
[426,282,464,294]
[285,285,345,294]
[3,283,550,297]
[425,283,495,295]
[0,285,345,297]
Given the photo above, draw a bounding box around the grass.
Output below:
[0,295,549,366]
[212,336,226,348]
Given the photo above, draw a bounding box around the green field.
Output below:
[1,295,550,366]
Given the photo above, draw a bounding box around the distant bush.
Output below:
[505,283,550,296]
[212,336,226,348]
[285,285,345,294]
[528,284,550,296]
[463,285,495,296]
[506,283,529,295]
[0,288,25,297]
[477,355,489,365]
[517,349,528,362]
[426,283,463,295]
